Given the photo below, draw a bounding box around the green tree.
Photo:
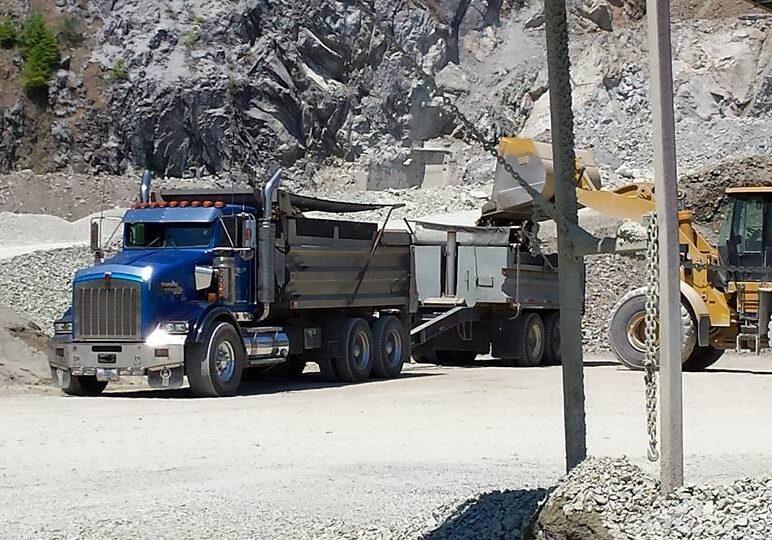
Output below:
[19,12,49,57]
[19,13,60,96]
[0,16,16,48]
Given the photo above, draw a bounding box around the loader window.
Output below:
[735,198,764,254]
[126,222,213,248]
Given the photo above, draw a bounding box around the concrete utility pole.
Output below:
[544,0,587,471]
[646,0,684,492]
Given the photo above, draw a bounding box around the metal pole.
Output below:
[646,0,684,492]
[544,0,587,471]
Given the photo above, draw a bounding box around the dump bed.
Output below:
[278,216,412,311]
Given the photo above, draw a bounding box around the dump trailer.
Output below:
[409,221,561,367]
[488,137,772,371]
[48,168,565,396]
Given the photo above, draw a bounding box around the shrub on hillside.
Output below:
[18,13,60,96]
[57,14,84,48]
[0,16,16,48]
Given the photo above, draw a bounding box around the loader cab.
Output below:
[718,188,772,277]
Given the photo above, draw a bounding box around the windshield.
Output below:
[125,222,214,248]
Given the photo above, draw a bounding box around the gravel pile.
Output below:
[0,246,92,334]
[536,457,772,540]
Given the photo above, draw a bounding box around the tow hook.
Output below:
[160,368,172,387]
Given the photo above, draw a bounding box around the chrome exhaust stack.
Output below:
[257,169,282,317]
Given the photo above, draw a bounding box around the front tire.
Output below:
[186,322,244,397]
[682,345,725,371]
[62,375,107,396]
[608,287,696,370]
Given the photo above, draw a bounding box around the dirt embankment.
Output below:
[0,305,50,389]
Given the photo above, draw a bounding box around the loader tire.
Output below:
[371,316,407,379]
[608,287,696,371]
[682,345,725,372]
[186,322,244,397]
[543,312,561,366]
[62,375,107,396]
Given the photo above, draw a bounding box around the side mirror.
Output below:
[242,219,256,249]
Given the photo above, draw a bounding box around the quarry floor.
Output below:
[1,353,771,538]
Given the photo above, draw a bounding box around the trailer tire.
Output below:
[682,345,725,372]
[62,375,107,396]
[608,287,696,370]
[371,316,407,378]
[186,322,244,397]
[334,318,373,382]
[543,312,561,366]
[512,312,545,367]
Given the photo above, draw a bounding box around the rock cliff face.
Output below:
[0,0,770,182]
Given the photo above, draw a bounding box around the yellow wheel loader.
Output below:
[481,137,772,370]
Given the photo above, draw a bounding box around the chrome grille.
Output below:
[75,279,141,340]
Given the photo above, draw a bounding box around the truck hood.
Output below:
[74,249,210,284]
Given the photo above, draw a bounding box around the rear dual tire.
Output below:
[319,316,407,382]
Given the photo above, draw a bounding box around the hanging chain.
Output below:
[643,212,660,462]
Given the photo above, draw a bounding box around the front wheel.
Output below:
[61,374,107,396]
[608,287,696,370]
[186,322,245,397]
[682,345,725,372]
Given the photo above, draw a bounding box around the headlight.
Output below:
[160,321,189,334]
[54,321,73,334]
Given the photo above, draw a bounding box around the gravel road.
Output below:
[1,354,771,538]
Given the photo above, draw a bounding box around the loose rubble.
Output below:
[535,457,772,540]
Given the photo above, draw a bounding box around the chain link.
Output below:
[644,212,660,462]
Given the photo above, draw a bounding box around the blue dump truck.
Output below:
[49,169,562,397]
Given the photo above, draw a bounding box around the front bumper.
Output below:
[48,335,185,380]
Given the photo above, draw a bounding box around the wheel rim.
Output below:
[385,327,402,367]
[626,312,648,353]
[352,330,371,370]
[527,320,544,358]
[215,340,236,382]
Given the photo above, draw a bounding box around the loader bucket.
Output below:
[480,138,601,223]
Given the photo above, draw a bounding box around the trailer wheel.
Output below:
[62,375,107,396]
[334,318,373,382]
[608,287,696,370]
[371,316,407,378]
[186,322,244,397]
[513,312,545,367]
[543,312,561,366]
[682,345,725,372]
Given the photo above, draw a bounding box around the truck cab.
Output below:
[50,202,263,395]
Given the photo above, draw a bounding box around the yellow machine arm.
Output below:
[488,137,731,329]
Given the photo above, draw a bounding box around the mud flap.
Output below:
[148,366,184,389]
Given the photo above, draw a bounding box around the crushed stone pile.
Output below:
[536,457,772,540]
[0,246,93,335]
